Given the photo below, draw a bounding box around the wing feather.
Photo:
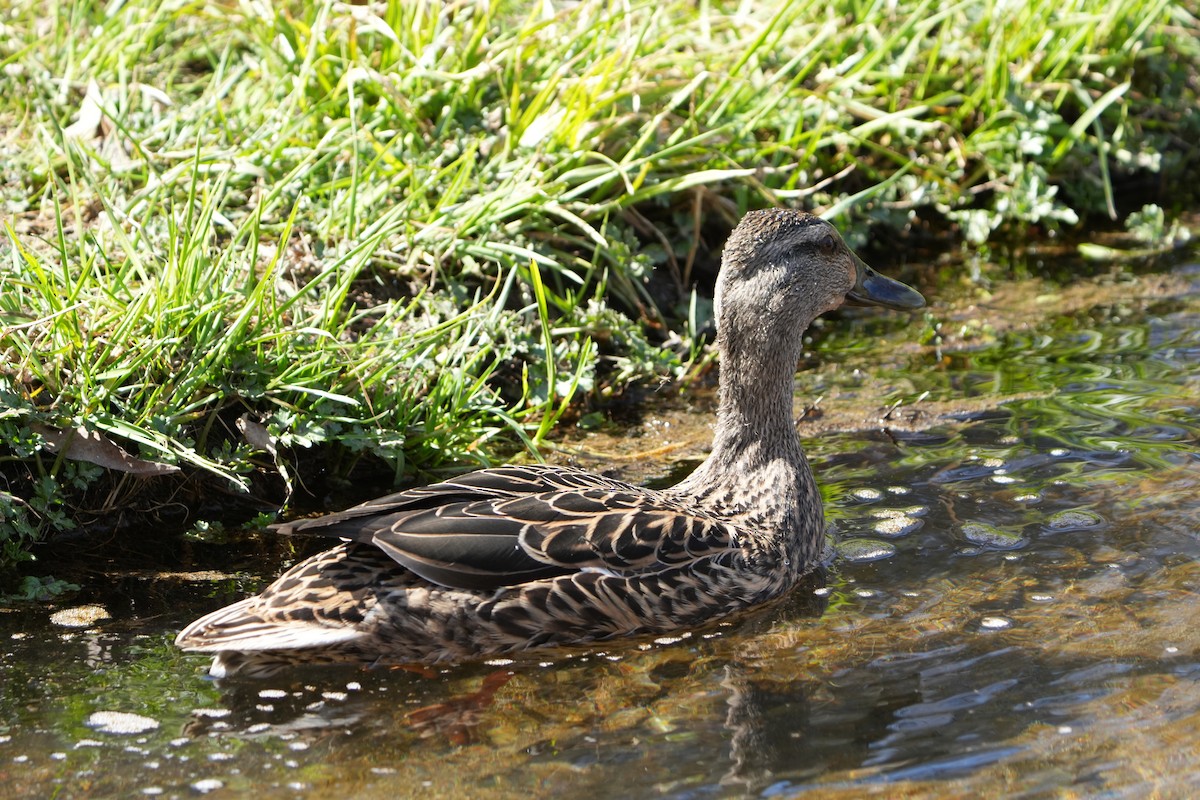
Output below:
[271,465,740,592]
[272,465,630,538]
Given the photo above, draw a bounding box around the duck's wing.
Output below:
[275,466,739,591]
[272,465,625,533]
[367,489,740,591]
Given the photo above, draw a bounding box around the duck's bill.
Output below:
[847,254,925,311]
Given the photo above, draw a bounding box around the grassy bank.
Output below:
[1,0,1198,577]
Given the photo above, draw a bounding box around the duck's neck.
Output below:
[711,330,803,450]
[671,328,824,567]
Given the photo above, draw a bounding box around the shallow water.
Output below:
[3,254,1199,799]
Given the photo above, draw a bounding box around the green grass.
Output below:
[1,0,1197,573]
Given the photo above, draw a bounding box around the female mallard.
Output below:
[177,209,924,677]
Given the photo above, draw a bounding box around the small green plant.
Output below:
[1126,203,1192,247]
[2,574,80,601]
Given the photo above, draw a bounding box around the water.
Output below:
[2,254,1199,799]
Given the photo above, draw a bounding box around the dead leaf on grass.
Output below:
[63,80,106,141]
[235,413,277,457]
[34,424,180,476]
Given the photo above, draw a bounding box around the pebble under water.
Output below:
[2,255,1199,799]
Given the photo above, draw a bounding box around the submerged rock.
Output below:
[1045,509,1106,532]
[872,514,924,537]
[836,538,898,562]
[49,605,111,629]
[962,522,1027,550]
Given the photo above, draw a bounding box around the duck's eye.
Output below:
[819,234,837,254]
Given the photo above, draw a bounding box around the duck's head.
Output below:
[714,209,924,351]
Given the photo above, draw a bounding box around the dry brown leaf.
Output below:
[236,413,277,456]
[34,424,180,476]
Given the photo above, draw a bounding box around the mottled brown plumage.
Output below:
[175,209,924,677]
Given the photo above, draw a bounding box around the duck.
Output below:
[175,209,925,678]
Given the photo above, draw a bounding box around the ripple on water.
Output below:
[190,708,231,719]
[977,616,1014,631]
[190,779,224,794]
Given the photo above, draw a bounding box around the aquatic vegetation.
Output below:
[1,0,1198,567]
